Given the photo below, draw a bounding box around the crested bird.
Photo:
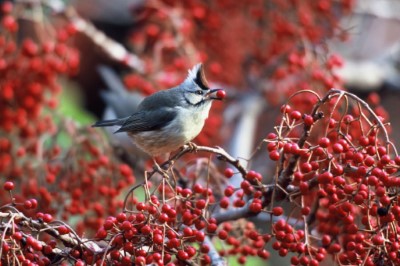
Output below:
[92,63,225,157]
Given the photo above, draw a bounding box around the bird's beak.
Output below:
[206,88,225,100]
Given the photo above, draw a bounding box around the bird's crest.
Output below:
[187,63,210,90]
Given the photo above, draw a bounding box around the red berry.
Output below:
[103,220,115,230]
[2,15,17,32]
[303,115,314,126]
[196,199,206,209]
[281,104,292,114]
[364,156,375,167]
[177,250,189,260]
[278,248,288,257]
[141,225,152,234]
[207,223,217,233]
[218,230,228,240]
[267,142,278,151]
[96,228,107,239]
[201,244,210,253]
[330,243,342,254]
[332,143,343,153]
[250,202,262,213]
[116,212,127,222]
[300,162,312,173]
[272,206,284,216]
[32,240,43,251]
[269,150,280,161]
[359,136,369,146]
[183,227,193,237]
[24,200,33,209]
[377,146,387,156]
[216,89,226,99]
[136,202,147,211]
[224,168,234,178]
[75,260,85,266]
[380,155,390,165]
[121,221,132,231]
[1,2,13,14]
[158,213,169,223]
[153,234,163,245]
[257,249,270,259]
[3,181,14,191]
[29,198,38,209]
[266,133,277,139]
[246,170,258,181]
[290,110,302,120]
[43,213,53,223]
[301,207,310,215]
[181,188,192,197]
[299,256,310,265]
[291,256,300,265]
[196,231,205,242]
[135,256,146,265]
[109,250,120,260]
[238,256,247,264]
[192,183,204,193]
[372,235,384,245]
[321,235,331,246]
[12,232,23,240]
[186,246,196,257]
[57,225,70,235]
[224,186,234,197]
[220,197,229,208]
[317,172,333,184]
[319,137,330,148]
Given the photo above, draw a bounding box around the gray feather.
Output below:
[92,117,127,127]
[115,108,177,133]
[137,87,183,111]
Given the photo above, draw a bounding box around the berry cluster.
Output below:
[265,90,398,265]
[128,0,352,97]
[0,1,134,239]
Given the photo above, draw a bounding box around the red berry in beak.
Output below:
[216,89,226,100]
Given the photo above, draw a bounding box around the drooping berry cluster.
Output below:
[264,89,399,265]
[0,1,134,238]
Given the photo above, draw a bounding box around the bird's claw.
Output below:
[187,142,198,153]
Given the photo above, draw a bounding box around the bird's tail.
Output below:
[92,118,126,128]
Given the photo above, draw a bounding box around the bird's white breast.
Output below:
[177,103,211,141]
[129,103,212,156]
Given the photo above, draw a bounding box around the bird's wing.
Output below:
[92,117,127,127]
[114,108,177,133]
[137,89,180,110]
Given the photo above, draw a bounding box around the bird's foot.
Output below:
[187,142,198,153]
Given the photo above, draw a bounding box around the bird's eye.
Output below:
[195,90,204,95]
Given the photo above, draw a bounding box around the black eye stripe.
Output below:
[184,94,206,107]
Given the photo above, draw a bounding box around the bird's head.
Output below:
[181,63,225,107]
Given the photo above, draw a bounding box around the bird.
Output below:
[92,63,225,157]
